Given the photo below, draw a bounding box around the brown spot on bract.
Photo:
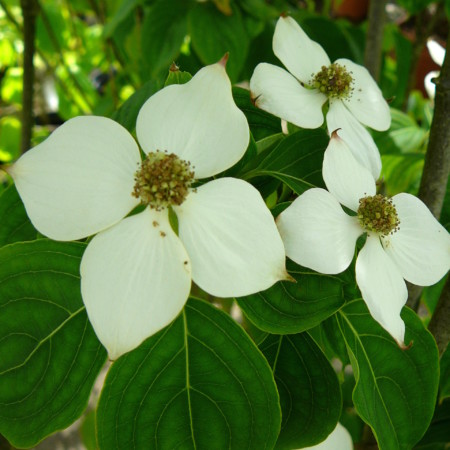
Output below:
[160,231,166,237]
[153,221,159,227]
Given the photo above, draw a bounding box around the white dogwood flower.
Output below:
[9,58,288,360]
[250,15,391,179]
[300,423,353,450]
[277,132,450,346]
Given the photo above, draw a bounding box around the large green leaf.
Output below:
[97,297,281,449]
[259,333,341,450]
[141,0,190,78]
[242,129,328,194]
[0,240,107,448]
[337,300,439,450]
[0,184,36,247]
[237,260,345,334]
[188,2,249,81]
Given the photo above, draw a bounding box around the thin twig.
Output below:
[428,276,450,356]
[20,0,38,153]
[364,0,387,82]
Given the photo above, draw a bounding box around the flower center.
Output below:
[310,63,354,99]
[357,194,400,236]
[132,150,195,210]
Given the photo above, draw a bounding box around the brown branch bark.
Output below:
[428,276,450,356]
[364,0,387,82]
[20,0,39,154]
[407,28,450,311]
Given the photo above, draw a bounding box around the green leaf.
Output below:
[164,69,193,86]
[0,240,107,448]
[188,2,249,81]
[237,260,345,334]
[259,333,341,449]
[111,79,159,132]
[97,297,281,449]
[232,86,282,141]
[415,398,450,449]
[381,153,423,196]
[337,300,439,450]
[0,184,36,247]
[141,0,190,78]
[242,129,328,194]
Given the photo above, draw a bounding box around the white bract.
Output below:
[250,15,391,179]
[424,39,445,99]
[299,423,353,450]
[277,133,450,346]
[10,59,288,360]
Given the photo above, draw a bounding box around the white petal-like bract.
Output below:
[250,63,327,129]
[336,58,391,131]
[355,234,407,346]
[10,116,141,241]
[80,208,192,360]
[323,133,376,212]
[136,60,249,179]
[326,100,382,179]
[277,188,362,274]
[174,178,288,297]
[273,16,330,83]
[383,193,450,286]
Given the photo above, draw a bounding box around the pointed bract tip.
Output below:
[218,53,229,68]
[330,128,342,140]
[399,339,413,351]
[280,11,289,18]
[282,271,296,283]
[169,62,180,72]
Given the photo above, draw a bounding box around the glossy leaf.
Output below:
[0,183,36,246]
[237,260,345,334]
[242,129,328,195]
[0,240,107,448]
[259,333,341,449]
[97,297,281,450]
[338,300,439,450]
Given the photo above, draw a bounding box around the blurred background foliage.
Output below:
[0,1,448,449]
[0,0,447,187]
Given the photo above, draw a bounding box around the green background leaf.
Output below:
[338,300,439,450]
[0,184,36,247]
[141,0,190,78]
[259,333,341,449]
[0,240,106,448]
[97,297,281,450]
[237,260,345,334]
[242,129,328,194]
[188,2,249,81]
